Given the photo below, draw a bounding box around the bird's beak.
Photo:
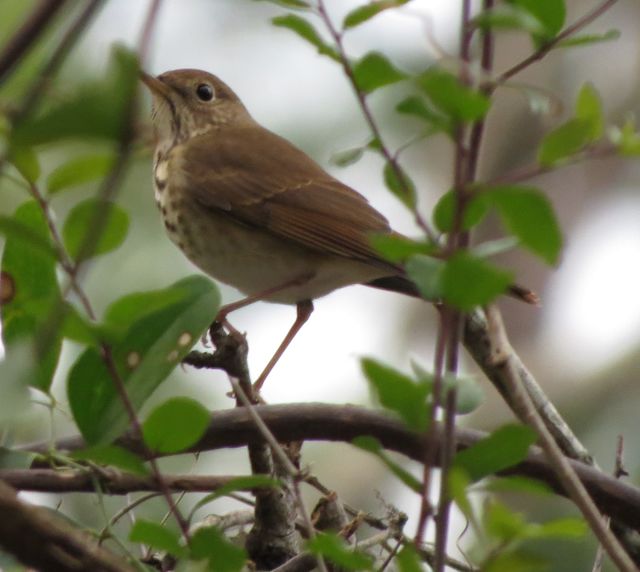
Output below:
[140,71,173,100]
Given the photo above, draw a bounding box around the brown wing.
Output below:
[180,122,398,269]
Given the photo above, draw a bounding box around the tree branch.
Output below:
[0,480,133,572]
[24,403,640,532]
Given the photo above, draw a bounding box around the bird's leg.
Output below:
[253,300,314,392]
[208,273,315,341]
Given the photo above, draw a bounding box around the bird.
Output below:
[141,68,535,390]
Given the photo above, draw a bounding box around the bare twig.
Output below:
[484,304,635,572]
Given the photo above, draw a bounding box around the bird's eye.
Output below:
[196,83,214,102]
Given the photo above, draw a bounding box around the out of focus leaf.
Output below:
[62,198,129,261]
[47,154,115,194]
[370,234,433,263]
[7,145,40,183]
[406,254,444,300]
[72,445,148,476]
[190,526,247,571]
[343,0,410,29]
[272,14,339,60]
[353,52,407,94]
[129,520,187,558]
[433,189,489,233]
[383,161,416,209]
[307,532,374,570]
[555,29,620,48]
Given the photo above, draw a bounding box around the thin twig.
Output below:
[315,0,436,242]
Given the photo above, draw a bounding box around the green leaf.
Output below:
[483,551,547,572]
[60,302,111,346]
[307,532,374,570]
[257,0,310,8]
[453,424,536,482]
[67,276,220,445]
[433,189,489,233]
[369,234,433,263]
[12,46,138,145]
[534,517,586,539]
[0,216,59,259]
[472,237,520,258]
[484,500,528,542]
[361,358,430,431]
[353,52,407,94]
[190,526,247,571]
[445,374,484,414]
[555,29,620,49]
[448,468,475,522]
[272,14,339,61]
[353,436,422,492]
[396,96,452,134]
[441,252,513,310]
[611,117,640,156]
[506,0,565,46]
[383,161,416,209]
[1,201,62,391]
[129,520,187,558]
[343,0,410,29]
[405,254,444,300]
[395,544,422,572]
[331,146,365,167]
[473,5,546,36]
[142,397,210,454]
[482,475,552,496]
[62,198,129,260]
[575,82,603,140]
[46,154,115,195]
[72,445,148,476]
[538,118,594,166]
[0,343,32,422]
[487,185,563,265]
[417,68,491,123]
[8,145,40,183]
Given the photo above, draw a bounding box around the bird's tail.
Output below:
[366,276,539,306]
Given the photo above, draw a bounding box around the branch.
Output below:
[24,403,640,532]
[0,0,68,83]
[0,480,133,572]
[0,470,254,494]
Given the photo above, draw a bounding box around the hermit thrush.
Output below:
[141,69,534,388]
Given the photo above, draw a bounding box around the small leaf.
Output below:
[396,96,452,134]
[538,117,593,166]
[307,532,374,570]
[446,374,484,414]
[272,14,339,60]
[190,526,247,571]
[555,29,620,49]
[8,145,40,183]
[353,436,422,492]
[484,500,528,542]
[73,445,148,476]
[473,5,546,36]
[433,189,489,233]
[395,544,422,572]
[62,198,129,260]
[472,237,520,258]
[343,0,410,29]
[361,358,430,431]
[369,234,433,263]
[611,117,640,156]
[257,0,310,8]
[534,517,587,539]
[453,424,537,482]
[142,397,210,454]
[331,146,365,167]
[482,475,552,496]
[383,161,416,209]
[441,252,513,310]
[129,520,187,558]
[575,82,603,140]
[405,254,444,300]
[353,52,407,94]
[506,0,565,46]
[47,154,115,195]
[487,185,563,265]
[417,68,491,123]
[67,276,220,445]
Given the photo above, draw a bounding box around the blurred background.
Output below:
[1,0,640,569]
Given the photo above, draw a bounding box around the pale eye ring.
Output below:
[196,83,214,102]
